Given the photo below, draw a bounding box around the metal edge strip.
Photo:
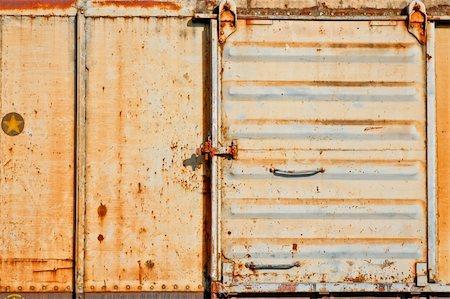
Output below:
[426,21,437,283]
[210,18,219,283]
[195,13,450,21]
[223,282,450,293]
[75,5,87,297]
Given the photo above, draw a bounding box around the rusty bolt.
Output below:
[54,286,59,291]
[220,31,224,35]
[90,286,95,290]
[173,284,178,289]
[219,37,224,43]
[138,286,142,290]
[30,286,35,291]
[185,285,190,290]
[18,286,23,291]
[150,285,154,290]
[114,285,119,290]
[198,284,202,289]
[126,285,131,290]
[161,284,166,289]
[42,286,46,290]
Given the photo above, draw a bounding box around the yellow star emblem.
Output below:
[2,112,25,136]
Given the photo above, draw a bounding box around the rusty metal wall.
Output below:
[0,16,76,292]
[216,19,427,292]
[83,16,210,292]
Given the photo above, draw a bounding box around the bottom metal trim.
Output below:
[220,283,450,294]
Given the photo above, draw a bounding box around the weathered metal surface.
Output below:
[83,17,209,292]
[426,22,437,282]
[75,9,88,296]
[84,293,204,299]
[0,1,77,16]
[0,294,72,299]
[214,20,428,292]
[82,0,450,17]
[436,24,450,284]
[0,16,75,292]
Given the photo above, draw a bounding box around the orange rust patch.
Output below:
[0,0,75,10]
[97,203,107,217]
[276,283,297,292]
[95,0,181,10]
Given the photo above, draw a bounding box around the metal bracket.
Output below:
[406,0,427,45]
[416,262,428,287]
[196,136,238,160]
[218,0,237,44]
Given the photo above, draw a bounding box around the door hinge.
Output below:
[218,0,237,44]
[406,0,427,45]
[196,136,238,160]
[416,262,428,287]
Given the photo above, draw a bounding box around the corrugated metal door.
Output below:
[215,20,427,289]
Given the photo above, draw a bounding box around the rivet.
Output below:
[126,285,130,290]
[90,286,95,290]
[30,286,35,291]
[66,286,71,290]
[18,286,23,291]
[198,284,202,289]
[114,285,119,290]
[42,286,47,290]
[54,286,59,291]
[185,285,190,290]
[150,285,154,290]
[161,284,166,289]
[220,31,224,35]
[173,284,178,289]
[137,286,142,290]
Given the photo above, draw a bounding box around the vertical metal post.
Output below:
[210,18,220,283]
[426,21,437,282]
[75,3,87,297]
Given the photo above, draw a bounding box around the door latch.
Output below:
[196,137,238,160]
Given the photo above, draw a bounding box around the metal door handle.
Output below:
[245,261,300,270]
[270,167,324,177]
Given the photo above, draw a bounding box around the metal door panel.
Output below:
[215,20,427,288]
[0,16,75,292]
[84,17,207,292]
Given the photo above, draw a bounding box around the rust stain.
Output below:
[344,274,366,283]
[0,0,75,10]
[276,283,297,292]
[364,126,383,131]
[97,203,107,217]
[138,260,143,285]
[380,259,395,269]
[95,0,181,10]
